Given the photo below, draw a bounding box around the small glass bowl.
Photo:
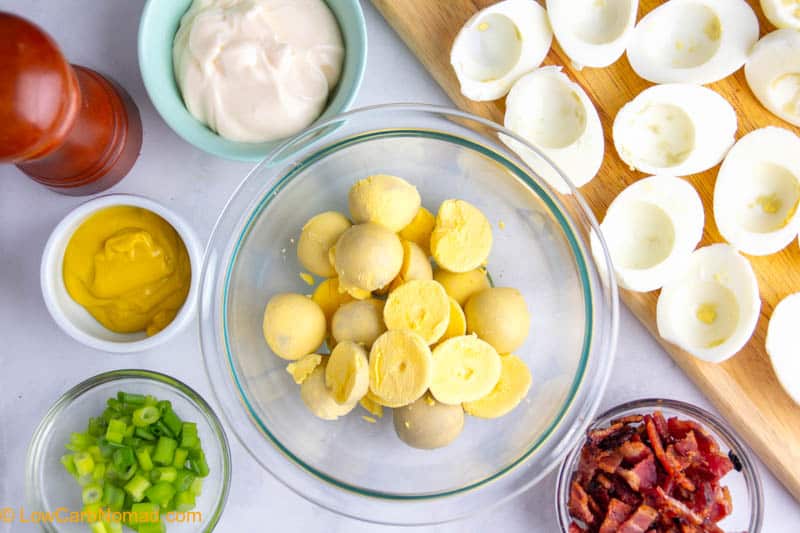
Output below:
[26,370,232,532]
[555,398,764,532]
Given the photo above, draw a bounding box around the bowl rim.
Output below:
[39,193,203,353]
[25,368,233,533]
[199,103,620,524]
[554,397,765,532]
[137,0,368,162]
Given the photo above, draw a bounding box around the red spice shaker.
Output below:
[0,12,142,195]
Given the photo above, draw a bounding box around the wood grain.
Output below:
[372,0,800,501]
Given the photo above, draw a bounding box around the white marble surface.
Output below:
[1,1,798,531]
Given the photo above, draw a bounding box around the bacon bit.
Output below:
[620,441,651,464]
[598,499,633,533]
[567,411,736,533]
[612,414,645,425]
[569,481,596,525]
[618,504,658,533]
[618,455,657,491]
[597,450,624,473]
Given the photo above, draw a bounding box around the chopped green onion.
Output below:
[124,473,151,502]
[82,484,103,504]
[83,503,102,522]
[73,452,95,476]
[188,448,209,478]
[152,437,177,466]
[136,447,154,471]
[103,485,125,511]
[116,463,138,482]
[179,423,198,449]
[118,392,147,405]
[105,520,123,533]
[88,417,107,437]
[130,502,160,524]
[105,419,126,444]
[92,462,106,482]
[174,469,195,492]
[172,447,189,469]
[87,445,103,463]
[89,521,108,533]
[161,409,182,437]
[61,454,77,477]
[65,432,94,451]
[151,420,173,438]
[133,406,160,427]
[189,477,203,496]
[156,400,172,413]
[174,490,196,512]
[135,427,156,441]
[150,466,177,483]
[112,447,135,471]
[145,482,176,508]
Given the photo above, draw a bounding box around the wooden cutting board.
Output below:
[371,0,800,501]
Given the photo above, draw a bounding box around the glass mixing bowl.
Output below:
[199,104,619,525]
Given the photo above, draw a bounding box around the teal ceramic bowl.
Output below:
[138,0,367,161]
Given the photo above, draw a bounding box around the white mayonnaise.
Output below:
[173,0,344,143]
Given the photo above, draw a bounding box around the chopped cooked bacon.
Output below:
[612,414,645,425]
[674,431,699,457]
[708,486,732,523]
[618,504,658,533]
[656,487,704,525]
[653,411,669,439]
[597,449,624,473]
[566,411,736,533]
[620,441,652,464]
[618,455,657,491]
[598,499,633,533]
[569,481,596,525]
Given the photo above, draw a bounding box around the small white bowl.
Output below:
[41,194,202,353]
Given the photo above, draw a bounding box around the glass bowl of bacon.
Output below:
[556,398,763,533]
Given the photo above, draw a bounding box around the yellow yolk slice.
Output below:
[399,206,436,255]
[463,354,531,418]
[286,354,323,384]
[430,199,493,273]
[430,334,501,405]
[325,341,370,405]
[433,267,491,306]
[383,280,450,344]
[368,330,432,407]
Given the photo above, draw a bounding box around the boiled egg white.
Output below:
[613,84,737,176]
[546,0,638,69]
[766,292,800,405]
[626,0,758,85]
[761,0,800,30]
[601,176,704,292]
[745,29,800,128]
[657,244,760,363]
[451,0,553,102]
[502,66,604,193]
[713,127,800,256]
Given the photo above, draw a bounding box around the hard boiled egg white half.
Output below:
[627,0,758,85]
[601,176,704,292]
[613,84,737,177]
[450,0,552,102]
[766,292,800,406]
[745,29,800,128]
[714,127,800,256]
[503,66,604,193]
[760,0,800,30]
[657,244,760,363]
[546,0,638,69]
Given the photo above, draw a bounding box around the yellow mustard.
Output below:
[63,206,191,336]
